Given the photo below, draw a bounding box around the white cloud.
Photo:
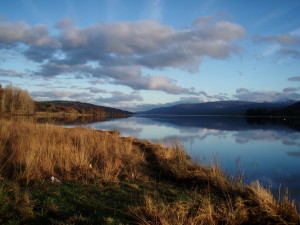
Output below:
[234,88,300,102]
[283,87,298,92]
[279,49,300,59]
[0,17,245,95]
[0,68,24,77]
[0,21,57,46]
[253,33,300,59]
[113,75,198,95]
[254,34,300,46]
[31,90,93,101]
[288,76,300,81]
[88,87,108,93]
[95,91,143,104]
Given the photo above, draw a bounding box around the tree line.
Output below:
[0,83,131,117]
[245,106,299,117]
[0,84,35,115]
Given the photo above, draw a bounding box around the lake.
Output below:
[69,115,300,202]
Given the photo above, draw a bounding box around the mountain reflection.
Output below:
[0,114,129,125]
[287,152,300,157]
[130,116,300,147]
[139,115,299,132]
[234,130,300,146]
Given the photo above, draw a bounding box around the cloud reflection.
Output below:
[234,130,300,146]
[88,116,300,149]
[134,115,300,147]
[80,115,300,201]
[287,152,300,157]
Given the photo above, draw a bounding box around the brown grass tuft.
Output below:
[245,180,300,224]
[130,193,251,225]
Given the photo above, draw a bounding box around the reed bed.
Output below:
[0,119,145,182]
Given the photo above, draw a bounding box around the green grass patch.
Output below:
[0,178,204,225]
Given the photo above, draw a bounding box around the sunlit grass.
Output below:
[0,118,299,224]
[0,119,145,182]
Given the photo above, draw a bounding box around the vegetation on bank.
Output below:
[0,83,132,117]
[0,119,299,224]
[245,101,300,117]
[36,101,132,117]
[139,100,299,116]
[0,84,35,115]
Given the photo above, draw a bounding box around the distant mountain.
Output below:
[245,101,300,117]
[36,100,132,117]
[139,101,295,116]
[287,101,300,113]
[139,114,300,132]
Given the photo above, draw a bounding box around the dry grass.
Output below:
[245,180,300,224]
[0,119,145,182]
[131,183,300,225]
[143,140,231,193]
[0,119,299,224]
[154,141,191,178]
[128,141,300,224]
[130,193,250,225]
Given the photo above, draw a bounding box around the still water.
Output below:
[72,115,300,201]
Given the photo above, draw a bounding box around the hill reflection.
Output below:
[139,115,300,132]
[0,114,127,125]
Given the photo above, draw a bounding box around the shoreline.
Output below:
[0,119,299,224]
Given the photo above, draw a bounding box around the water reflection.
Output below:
[86,115,300,201]
[234,130,300,146]
[0,114,127,126]
[287,152,300,157]
[3,115,299,201]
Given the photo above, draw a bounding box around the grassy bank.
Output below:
[0,119,299,224]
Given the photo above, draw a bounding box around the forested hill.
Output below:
[245,101,300,117]
[139,101,295,116]
[36,100,132,117]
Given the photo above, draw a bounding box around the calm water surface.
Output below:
[71,115,300,201]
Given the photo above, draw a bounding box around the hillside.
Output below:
[139,101,294,116]
[137,114,300,132]
[36,100,132,117]
[245,101,300,117]
[287,101,300,114]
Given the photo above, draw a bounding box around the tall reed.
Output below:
[0,119,145,182]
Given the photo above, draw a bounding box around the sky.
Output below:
[0,0,300,111]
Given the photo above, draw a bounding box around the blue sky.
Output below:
[0,0,300,111]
